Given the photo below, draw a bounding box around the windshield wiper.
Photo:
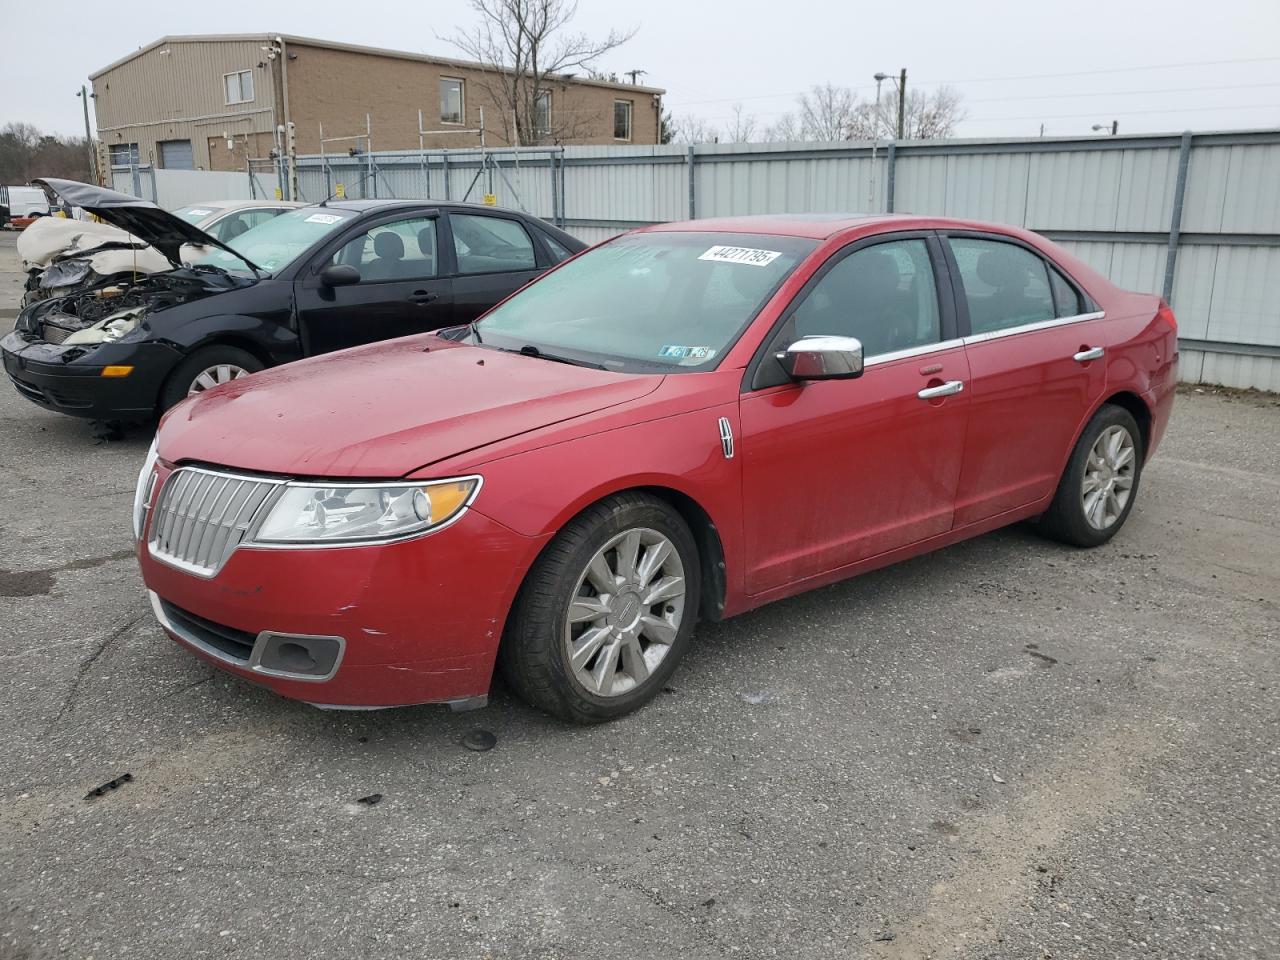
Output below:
[513,344,606,370]
[469,320,483,343]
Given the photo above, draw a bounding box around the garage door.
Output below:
[159,140,194,170]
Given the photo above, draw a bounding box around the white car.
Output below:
[19,199,301,304]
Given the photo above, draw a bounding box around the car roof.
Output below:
[638,213,1024,240]
[311,198,540,216]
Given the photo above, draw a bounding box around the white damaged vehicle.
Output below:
[19,196,300,305]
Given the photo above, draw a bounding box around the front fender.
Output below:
[454,400,746,604]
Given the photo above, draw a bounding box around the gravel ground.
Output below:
[1,230,1277,958]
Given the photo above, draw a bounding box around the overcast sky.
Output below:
[3,0,1277,140]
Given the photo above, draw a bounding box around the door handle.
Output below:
[410,290,439,304]
[917,380,964,400]
[1073,346,1104,362]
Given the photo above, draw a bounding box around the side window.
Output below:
[788,238,941,357]
[1048,265,1084,318]
[331,217,438,282]
[949,237,1055,334]
[536,227,574,264]
[450,214,536,275]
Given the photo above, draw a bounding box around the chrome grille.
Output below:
[148,467,282,576]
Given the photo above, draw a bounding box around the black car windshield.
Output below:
[475,231,817,372]
[191,207,357,275]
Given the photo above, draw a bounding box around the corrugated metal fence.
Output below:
[125,129,1280,390]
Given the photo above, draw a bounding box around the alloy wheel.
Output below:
[1082,424,1136,530]
[187,363,249,396]
[562,527,686,698]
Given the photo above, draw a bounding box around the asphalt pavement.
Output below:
[1,229,1277,958]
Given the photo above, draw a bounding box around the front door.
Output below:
[447,211,545,323]
[740,235,971,595]
[943,234,1109,526]
[295,213,454,355]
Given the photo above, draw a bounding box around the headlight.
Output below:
[132,438,160,541]
[249,477,481,545]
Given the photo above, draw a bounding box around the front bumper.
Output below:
[2,329,180,420]
[137,498,548,709]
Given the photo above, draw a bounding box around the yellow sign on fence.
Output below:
[483,193,497,206]
[335,183,346,199]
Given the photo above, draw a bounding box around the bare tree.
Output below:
[667,113,718,144]
[444,0,636,145]
[798,82,859,140]
[723,103,759,143]
[765,112,804,143]
[0,123,92,184]
[848,86,967,140]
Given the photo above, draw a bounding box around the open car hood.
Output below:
[32,178,261,274]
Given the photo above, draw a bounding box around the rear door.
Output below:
[447,211,546,323]
[944,233,1109,525]
[739,233,970,594]
[294,212,454,354]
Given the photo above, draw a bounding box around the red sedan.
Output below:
[134,214,1177,722]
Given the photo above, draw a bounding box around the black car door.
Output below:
[294,211,454,355]
[446,211,547,323]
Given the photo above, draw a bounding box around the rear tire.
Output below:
[1038,403,1143,547]
[499,492,701,723]
[159,345,263,413]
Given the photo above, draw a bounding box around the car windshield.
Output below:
[474,231,817,372]
[191,207,357,276]
[172,204,226,224]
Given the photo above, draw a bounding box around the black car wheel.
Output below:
[159,345,264,413]
[499,492,701,723]
[1038,403,1143,548]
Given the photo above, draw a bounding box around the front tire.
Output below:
[159,345,263,413]
[499,493,701,723]
[1038,404,1143,547]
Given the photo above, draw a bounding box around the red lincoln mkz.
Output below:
[134,214,1177,722]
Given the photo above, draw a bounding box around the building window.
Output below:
[224,70,254,105]
[613,99,632,141]
[534,90,551,138]
[109,142,140,167]
[440,78,464,124]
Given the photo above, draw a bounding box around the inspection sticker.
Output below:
[698,245,782,267]
[305,213,344,225]
[659,344,690,359]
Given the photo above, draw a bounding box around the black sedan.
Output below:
[2,179,584,423]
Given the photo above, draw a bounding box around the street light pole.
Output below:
[76,86,97,183]
[897,68,907,140]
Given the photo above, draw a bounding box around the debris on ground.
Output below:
[84,772,133,800]
[992,772,1007,784]
[356,793,382,806]
[461,729,497,752]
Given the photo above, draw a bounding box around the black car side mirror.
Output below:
[320,264,361,287]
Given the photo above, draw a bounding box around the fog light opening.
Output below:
[275,641,317,672]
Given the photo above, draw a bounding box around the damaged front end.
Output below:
[16,271,238,357]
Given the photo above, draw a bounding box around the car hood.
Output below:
[16,217,148,270]
[157,337,666,477]
[32,179,259,272]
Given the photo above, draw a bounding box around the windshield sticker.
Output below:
[698,245,782,267]
[659,345,716,363]
[187,208,213,216]
[305,213,344,225]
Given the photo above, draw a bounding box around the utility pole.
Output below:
[896,68,907,141]
[625,69,647,85]
[76,86,97,183]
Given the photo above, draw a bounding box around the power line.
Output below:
[965,81,1280,105]
[665,55,1280,111]
[961,103,1280,123]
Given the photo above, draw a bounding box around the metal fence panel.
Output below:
[107,129,1280,390]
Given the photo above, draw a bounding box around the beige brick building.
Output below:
[89,34,665,172]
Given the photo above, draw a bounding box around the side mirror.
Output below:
[778,335,865,381]
[320,263,360,287]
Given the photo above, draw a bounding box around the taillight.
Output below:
[1156,299,1177,333]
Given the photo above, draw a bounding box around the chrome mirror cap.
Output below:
[779,335,865,381]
